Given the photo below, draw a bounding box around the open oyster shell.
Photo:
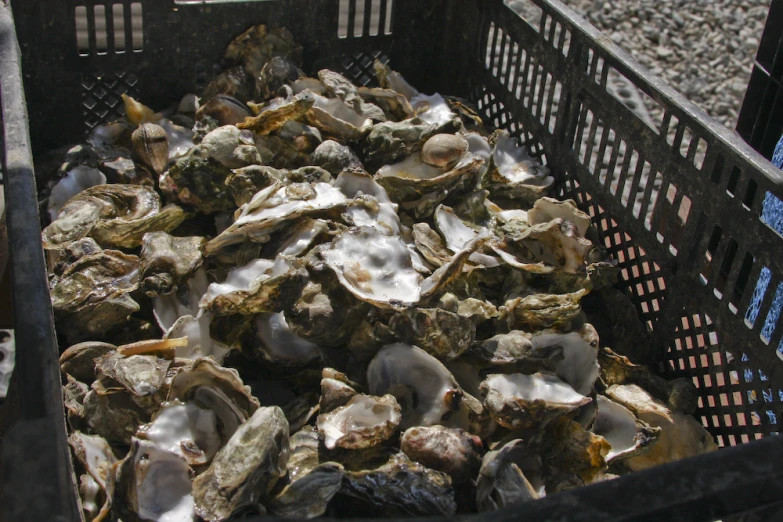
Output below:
[200,256,308,316]
[69,432,118,522]
[605,384,717,471]
[367,343,463,429]
[322,226,421,309]
[485,130,554,204]
[481,372,592,429]
[591,395,661,464]
[317,394,401,450]
[114,437,195,522]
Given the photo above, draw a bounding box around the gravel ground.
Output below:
[508,0,771,130]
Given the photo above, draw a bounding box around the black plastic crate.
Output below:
[737,0,783,160]
[4,0,783,520]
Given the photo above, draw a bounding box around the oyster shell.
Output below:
[284,278,371,348]
[528,197,592,237]
[339,453,456,516]
[501,289,588,331]
[202,181,348,256]
[318,69,385,122]
[114,437,195,522]
[131,123,169,175]
[361,118,435,171]
[139,232,204,297]
[598,347,699,414]
[480,372,592,429]
[225,165,282,206]
[48,166,107,221]
[311,139,364,175]
[42,184,187,250]
[476,439,539,511]
[68,432,118,522]
[269,462,344,519]
[357,86,414,121]
[198,125,261,169]
[400,425,483,482]
[256,56,303,101]
[305,92,374,142]
[367,343,463,429]
[421,133,469,169]
[389,307,476,360]
[168,358,260,435]
[485,130,554,204]
[166,145,237,214]
[320,372,358,413]
[50,249,140,342]
[605,384,717,471]
[317,394,401,450]
[197,94,253,126]
[60,341,116,383]
[376,151,483,219]
[321,226,421,309]
[238,91,315,135]
[253,311,321,366]
[591,395,661,463]
[200,256,308,316]
[192,406,289,521]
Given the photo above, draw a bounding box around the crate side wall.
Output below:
[16,0,448,156]
[463,0,783,445]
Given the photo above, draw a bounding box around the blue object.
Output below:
[746,135,783,341]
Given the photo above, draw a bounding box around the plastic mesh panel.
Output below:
[81,71,139,131]
[470,0,783,444]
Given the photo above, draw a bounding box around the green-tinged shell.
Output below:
[167,145,236,214]
[42,184,187,250]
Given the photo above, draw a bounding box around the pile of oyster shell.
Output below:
[44,25,718,521]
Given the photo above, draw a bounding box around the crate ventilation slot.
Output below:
[75,3,143,56]
[338,0,393,39]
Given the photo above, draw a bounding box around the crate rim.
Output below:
[3,0,783,520]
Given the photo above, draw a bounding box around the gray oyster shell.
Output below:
[311,139,364,175]
[139,232,204,297]
[361,118,435,171]
[476,439,539,511]
[193,406,290,522]
[501,289,588,332]
[389,307,476,360]
[50,249,140,342]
